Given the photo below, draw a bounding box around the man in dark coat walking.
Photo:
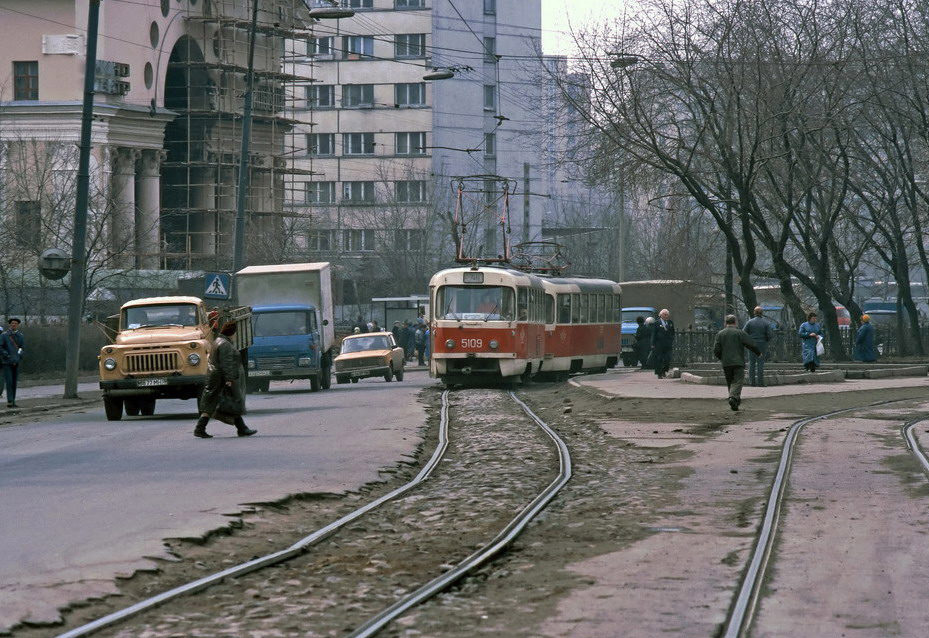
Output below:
[0,318,25,408]
[714,314,762,411]
[633,316,650,369]
[651,309,675,378]
[195,321,256,438]
[743,306,774,386]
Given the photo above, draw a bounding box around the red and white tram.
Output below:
[429,266,622,385]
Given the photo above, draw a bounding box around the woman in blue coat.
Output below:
[853,314,877,362]
[798,311,823,372]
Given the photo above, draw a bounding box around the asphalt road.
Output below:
[0,372,435,632]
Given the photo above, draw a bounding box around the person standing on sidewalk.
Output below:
[713,314,761,411]
[743,306,774,386]
[853,314,876,362]
[194,321,256,439]
[1,318,25,408]
[414,324,426,366]
[651,309,675,378]
[798,312,822,372]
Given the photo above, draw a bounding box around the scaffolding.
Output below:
[160,0,316,270]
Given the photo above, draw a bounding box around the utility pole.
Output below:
[63,0,101,399]
[232,0,260,279]
[616,176,625,282]
[523,162,530,243]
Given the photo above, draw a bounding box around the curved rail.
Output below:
[347,390,572,638]
[902,417,929,476]
[722,400,902,638]
[56,390,453,638]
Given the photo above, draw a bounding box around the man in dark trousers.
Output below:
[743,306,774,386]
[0,318,25,408]
[714,314,762,411]
[651,308,675,378]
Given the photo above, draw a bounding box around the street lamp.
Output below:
[308,6,355,18]
[423,68,455,81]
[609,52,642,69]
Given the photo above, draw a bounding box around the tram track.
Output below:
[52,389,570,638]
[723,400,929,638]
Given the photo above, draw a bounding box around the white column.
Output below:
[111,148,139,268]
[135,149,165,269]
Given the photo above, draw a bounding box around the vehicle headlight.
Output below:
[188,342,199,349]
[298,356,312,366]
[445,339,455,348]
[103,358,117,371]
[187,353,201,366]
[489,340,499,349]
[248,359,256,369]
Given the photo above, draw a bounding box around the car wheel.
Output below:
[103,396,123,421]
[140,398,156,416]
[384,365,394,382]
[124,399,141,416]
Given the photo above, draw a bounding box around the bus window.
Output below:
[517,287,528,321]
[546,294,555,324]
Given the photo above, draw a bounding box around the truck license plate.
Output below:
[351,371,364,378]
[138,378,167,387]
[250,370,271,377]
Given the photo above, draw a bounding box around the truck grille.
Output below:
[255,355,295,369]
[126,351,180,374]
[337,356,384,371]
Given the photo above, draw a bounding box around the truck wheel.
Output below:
[384,365,394,382]
[124,399,141,416]
[260,380,270,393]
[140,398,156,416]
[246,380,260,394]
[350,377,359,383]
[103,397,124,421]
[336,374,348,384]
[310,372,321,392]
[622,355,637,367]
[395,365,404,382]
[320,364,332,390]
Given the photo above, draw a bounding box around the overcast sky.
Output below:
[541,0,620,56]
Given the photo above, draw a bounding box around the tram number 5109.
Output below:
[461,338,483,349]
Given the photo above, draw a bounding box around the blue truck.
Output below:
[236,263,335,393]
[620,306,656,367]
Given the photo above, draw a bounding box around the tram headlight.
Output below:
[445,339,455,349]
[187,353,201,366]
[103,358,117,371]
[489,339,499,349]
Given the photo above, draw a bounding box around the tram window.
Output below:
[546,295,555,324]
[598,294,606,322]
[592,294,599,323]
[571,294,580,323]
[576,294,585,323]
[558,294,571,323]
[517,287,528,321]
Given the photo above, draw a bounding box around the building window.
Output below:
[342,84,374,108]
[343,228,376,251]
[395,180,427,203]
[395,229,423,250]
[343,35,374,59]
[308,36,333,56]
[306,181,336,203]
[14,201,40,246]
[483,37,496,63]
[396,132,426,155]
[307,133,335,156]
[308,229,335,251]
[13,61,38,100]
[483,84,496,110]
[306,84,334,108]
[484,0,495,14]
[343,132,376,155]
[395,82,426,107]
[484,132,496,157]
[395,34,426,58]
[342,0,373,8]
[396,0,425,7]
[342,181,376,203]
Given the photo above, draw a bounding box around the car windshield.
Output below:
[253,311,310,337]
[436,285,515,320]
[123,304,199,329]
[341,335,392,353]
[622,310,650,324]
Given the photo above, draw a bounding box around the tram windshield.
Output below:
[436,285,515,321]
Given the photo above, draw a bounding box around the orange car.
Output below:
[334,332,405,384]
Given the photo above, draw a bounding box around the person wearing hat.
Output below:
[853,314,877,362]
[195,320,256,438]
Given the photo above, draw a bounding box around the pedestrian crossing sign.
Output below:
[204,273,231,299]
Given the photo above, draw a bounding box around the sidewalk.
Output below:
[573,368,929,400]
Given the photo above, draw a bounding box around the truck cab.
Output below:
[247,304,325,392]
[620,306,656,366]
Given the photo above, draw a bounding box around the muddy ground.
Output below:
[9,379,929,638]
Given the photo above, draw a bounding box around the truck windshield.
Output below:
[436,285,515,320]
[253,311,312,337]
[341,335,392,353]
[621,310,650,324]
[123,304,199,329]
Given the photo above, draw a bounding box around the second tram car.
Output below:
[429,266,622,386]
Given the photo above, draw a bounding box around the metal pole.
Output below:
[616,176,625,282]
[232,0,259,278]
[63,0,101,399]
[522,162,530,243]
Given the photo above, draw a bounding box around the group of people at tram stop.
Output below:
[631,309,677,379]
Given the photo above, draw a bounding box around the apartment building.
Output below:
[288,0,547,300]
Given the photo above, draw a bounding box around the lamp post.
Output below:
[63,0,101,399]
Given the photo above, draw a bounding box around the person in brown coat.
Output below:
[713,314,762,411]
[194,321,256,438]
